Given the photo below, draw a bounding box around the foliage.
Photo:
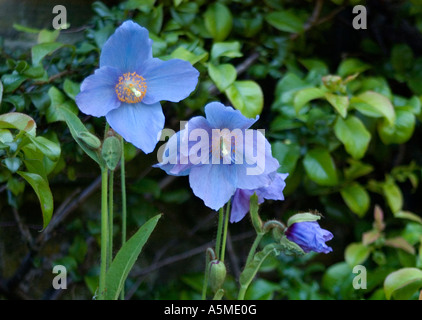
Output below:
[0,0,422,300]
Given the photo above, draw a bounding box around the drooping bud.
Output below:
[101,135,121,171]
[209,260,226,293]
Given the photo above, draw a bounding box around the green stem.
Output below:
[214,206,224,260]
[238,285,248,301]
[245,232,264,266]
[120,138,127,300]
[99,167,109,300]
[108,170,114,268]
[220,200,231,263]
[201,257,211,300]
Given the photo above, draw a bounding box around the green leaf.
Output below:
[3,157,22,173]
[63,79,80,101]
[170,46,208,65]
[377,110,415,145]
[293,87,325,113]
[382,176,403,214]
[27,135,61,162]
[208,63,237,92]
[1,73,27,93]
[225,80,263,118]
[47,86,78,123]
[17,171,54,230]
[344,159,374,181]
[345,242,371,267]
[0,112,36,136]
[31,42,64,65]
[210,41,243,61]
[334,116,371,159]
[271,141,301,175]
[204,3,233,42]
[384,268,422,300]
[265,10,305,33]
[104,214,161,300]
[340,182,370,217]
[394,211,422,225]
[351,91,396,125]
[57,104,103,167]
[303,148,338,186]
[337,58,370,77]
[325,93,349,118]
[37,29,60,44]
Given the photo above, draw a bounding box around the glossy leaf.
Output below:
[204,3,232,42]
[104,214,161,300]
[293,87,325,113]
[17,171,54,230]
[225,80,263,118]
[345,242,371,267]
[303,148,338,186]
[325,93,349,118]
[340,182,370,217]
[265,11,305,33]
[31,42,64,65]
[377,110,415,145]
[384,268,422,300]
[351,91,395,125]
[382,176,403,213]
[0,112,36,136]
[334,116,371,159]
[208,63,237,92]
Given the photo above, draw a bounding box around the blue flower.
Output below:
[285,221,333,254]
[155,102,280,211]
[230,172,288,223]
[76,20,199,153]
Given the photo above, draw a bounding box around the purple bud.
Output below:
[285,221,333,254]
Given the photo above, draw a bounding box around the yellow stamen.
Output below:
[115,72,147,103]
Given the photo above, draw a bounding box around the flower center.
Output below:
[115,72,147,103]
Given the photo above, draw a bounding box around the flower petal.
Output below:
[285,221,333,254]
[141,58,199,105]
[256,173,288,201]
[76,66,121,117]
[205,102,258,130]
[105,102,164,154]
[189,164,236,211]
[100,20,153,72]
[235,130,280,190]
[230,189,255,223]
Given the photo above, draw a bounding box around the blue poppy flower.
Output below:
[230,172,288,223]
[155,102,280,211]
[76,20,199,153]
[285,221,333,254]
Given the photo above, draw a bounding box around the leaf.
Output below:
[344,159,374,181]
[334,116,371,159]
[377,110,415,145]
[340,182,370,217]
[204,2,233,42]
[384,268,422,300]
[208,63,237,92]
[210,41,243,61]
[57,104,103,167]
[394,211,422,225]
[0,112,36,136]
[265,10,305,33]
[293,87,325,113]
[27,135,61,162]
[287,212,320,227]
[104,214,161,300]
[31,42,64,65]
[337,58,371,77]
[344,242,371,267]
[303,148,338,186]
[271,141,301,175]
[170,46,208,65]
[384,237,415,255]
[351,91,396,125]
[63,78,80,101]
[225,80,263,118]
[382,176,403,214]
[1,73,27,93]
[17,171,54,230]
[325,93,349,118]
[47,86,79,123]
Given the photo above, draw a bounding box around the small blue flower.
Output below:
[285,221,333,254]
[155,102,280,211]
[230,173,288,223]
[76,20,199,153]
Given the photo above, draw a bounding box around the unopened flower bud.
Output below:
[209,260,226,293]
[101,135,121,171]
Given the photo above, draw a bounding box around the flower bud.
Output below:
[209,260,226,293]
[101,135,121,171]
